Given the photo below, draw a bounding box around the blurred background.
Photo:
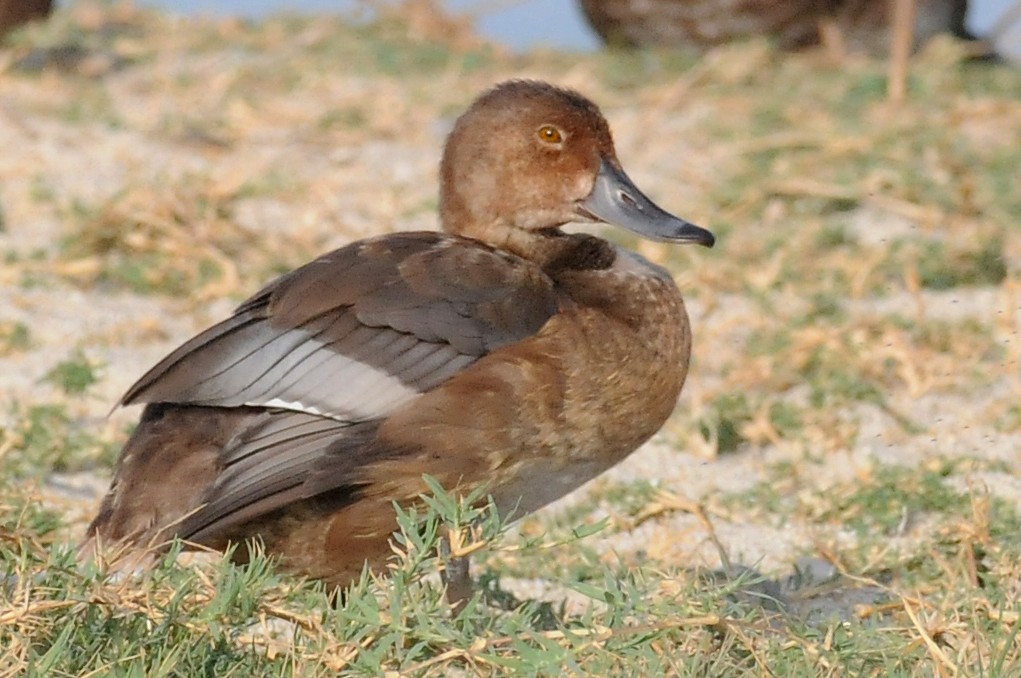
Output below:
[2,0,1019,56]
[136,0,1021,59]
[145,0,1021,58]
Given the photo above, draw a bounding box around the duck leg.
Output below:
[439,529,473,614]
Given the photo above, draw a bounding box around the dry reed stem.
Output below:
[888,0,917,102]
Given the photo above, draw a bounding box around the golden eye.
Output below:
[537,124,564,145]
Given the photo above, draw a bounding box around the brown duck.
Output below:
[82,80,715,590]
[579,0,975,54]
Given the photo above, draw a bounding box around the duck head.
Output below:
[439,80,715,255]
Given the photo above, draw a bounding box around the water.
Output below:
[133,0,1018,58]
[134,0,601,51]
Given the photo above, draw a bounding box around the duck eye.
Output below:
[537,125,564,145]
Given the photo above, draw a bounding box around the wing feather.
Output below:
[122,232,557,421]
[183,413,370,541]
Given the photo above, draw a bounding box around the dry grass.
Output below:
[1,1,1020,675]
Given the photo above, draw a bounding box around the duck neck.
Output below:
[448,218,617,275]
[461,220,551,260]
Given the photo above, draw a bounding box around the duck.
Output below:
[81,80,715,592]
[578,0,977,55]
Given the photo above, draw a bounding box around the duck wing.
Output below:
[106,231,559,544]
[121,231,558,420]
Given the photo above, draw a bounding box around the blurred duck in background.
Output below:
[578,0,992,55]
[0,0,52,40]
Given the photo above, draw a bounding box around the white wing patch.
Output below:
[247,348,422,422]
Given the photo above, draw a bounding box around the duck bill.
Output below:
[578,159,715,247]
